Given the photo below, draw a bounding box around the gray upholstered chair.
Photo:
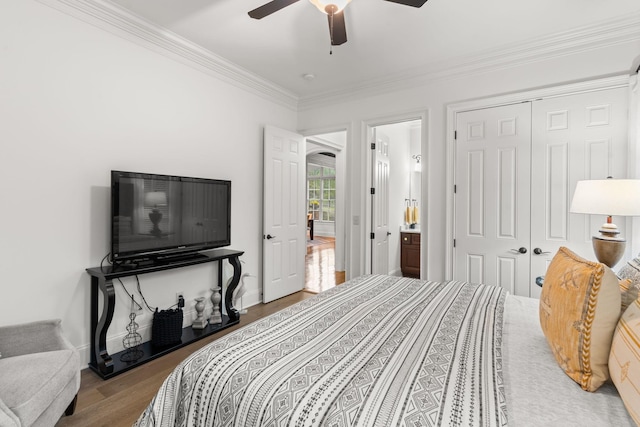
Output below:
[0,319,80,426]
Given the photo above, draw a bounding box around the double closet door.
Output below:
[454,87,628,298]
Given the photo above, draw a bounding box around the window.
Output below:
[307,164,335,222]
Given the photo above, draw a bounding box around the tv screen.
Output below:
[111,171,231,263]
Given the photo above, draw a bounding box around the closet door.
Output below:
[529,87,629,298]
[454,103,532,296]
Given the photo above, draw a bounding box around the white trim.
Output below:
[76,305,200,371]
[36,0,299,111]
[629,74,640,257]
[363,110,430,279]
[445,74,633,280]
[299,12,640,110]
[307,136,344,152]
[35,0,640,113]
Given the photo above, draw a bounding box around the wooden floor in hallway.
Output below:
[304,235,345,293]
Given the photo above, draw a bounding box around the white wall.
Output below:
[409,124,422,207]
[298,41,640,281]
[0,1,296,362]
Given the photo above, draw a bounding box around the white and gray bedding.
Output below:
[503,295,633,426]
[135,274,633,426]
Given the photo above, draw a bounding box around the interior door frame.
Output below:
[299,123,351,277]
[445,74,633,280]
[363,109,430,277]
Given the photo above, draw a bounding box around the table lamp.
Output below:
[570,178,640,267]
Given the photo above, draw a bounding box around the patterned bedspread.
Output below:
[135,275,507,427]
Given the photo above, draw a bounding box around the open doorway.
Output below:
[367,119,422,277]
[304,131,346,293]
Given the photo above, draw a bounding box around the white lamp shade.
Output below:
[144,191,167,207]
[570,179,640,216]
[309,0,351,13]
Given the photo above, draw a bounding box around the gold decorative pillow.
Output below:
[609,298,640,424]
[539,247,621,391]
[620,278,639,313]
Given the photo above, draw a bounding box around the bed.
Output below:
[135,264,638,426]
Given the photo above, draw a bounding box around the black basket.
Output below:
[151,308,183,347]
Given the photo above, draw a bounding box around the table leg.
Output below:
[225,255,242,321]
[94,277,115,375]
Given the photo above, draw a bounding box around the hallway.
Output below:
[304,236,345,293]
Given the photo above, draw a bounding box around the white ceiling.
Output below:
[109,0,640,99]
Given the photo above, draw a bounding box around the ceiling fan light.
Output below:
[309,0,352,14]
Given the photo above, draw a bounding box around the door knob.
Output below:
[265,234,276,240]
[535,276,544,287]
[510,247,527,254]
[387,232,392,236]
[533,248,551,255]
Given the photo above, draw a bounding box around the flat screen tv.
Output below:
[111,170,231,264]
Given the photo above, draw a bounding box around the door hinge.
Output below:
[453,239,456,248]
[454,184,457,193]
[370,232,375,239]
[454,130,457,140]
[371,142,376,150]
[370,187,375,195]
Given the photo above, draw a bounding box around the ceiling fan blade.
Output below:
[328,10,347,46]
[383,0,429,7]
[248,0,300,19]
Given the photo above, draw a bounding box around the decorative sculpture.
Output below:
[210,286,222,324]
[192,297,208,329]
[121,294,143,362]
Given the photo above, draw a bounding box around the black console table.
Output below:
[86,248,244,379]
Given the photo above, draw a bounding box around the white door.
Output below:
[263,126,306,303]
[454,103,532,296]
[529,87,629,298]
[454,87,628,298]
[371,130,391,274]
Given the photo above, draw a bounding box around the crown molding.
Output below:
[298,12,640,111]
[307,136,344,151]
[33,1,640,113]
[36,0,299,111]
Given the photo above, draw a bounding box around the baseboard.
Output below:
[77,304,208,368]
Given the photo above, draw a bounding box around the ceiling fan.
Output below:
[248,0,428,47]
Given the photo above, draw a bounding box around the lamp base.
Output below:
[149,209,163,238]
[592,235,625,268]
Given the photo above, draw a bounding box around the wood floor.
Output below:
[304,236,345,293]
[56,237,344,426]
